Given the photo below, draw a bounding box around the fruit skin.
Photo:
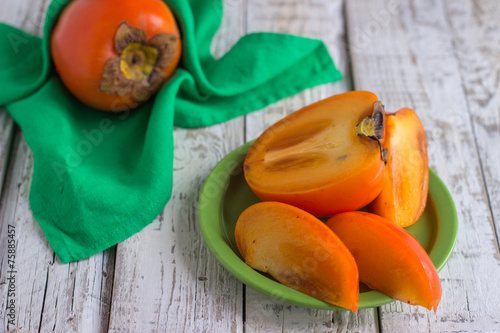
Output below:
[244,91,386,217]
[235,201,359,311]
[326,211,441,311]
[369,108,429,227]
[51,0,181,111]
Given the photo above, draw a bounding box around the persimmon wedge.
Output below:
[326,211,441,311]
[244,91,387,216]
[235,202,359,311]
[369,108,429,227]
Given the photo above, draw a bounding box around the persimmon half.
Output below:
[369,108,429,227]
[326,211,441,311]
[51,0,182,111]
[235,201,359,311]
[244,91,387,216]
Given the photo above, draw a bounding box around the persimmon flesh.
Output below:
[235,201,359,311]
[369,108,429,227]
[326,211,441,311]
[51,0,182,111]
[244,91,386,216]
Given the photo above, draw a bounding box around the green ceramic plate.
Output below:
[198,141,458,310]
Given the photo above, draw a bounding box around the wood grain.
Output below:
[0,1,115,332]
[0,0,47,218]
[244,0,378,331]
[2,0,500,331]
[346,0,500,331]
[107,1,246,331]
[0,110,14,199]
[0,134,115,333]
[108,123,245,333]
[444,0,500,258]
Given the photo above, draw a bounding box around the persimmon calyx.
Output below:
[356,101,388,163]
[99,22,178,101]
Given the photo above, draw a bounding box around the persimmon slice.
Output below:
[244,91,386,216]
[326,211,441,311]
[235,202,359,311]
[369,108,429,227]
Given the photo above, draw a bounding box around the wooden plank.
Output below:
[244,0,379,331]
[0,133,51,332]
[37,250,115,332]
[107,1,246,331]
[0,110,14,199]
[346,0,500,331]
[0,0,45,218]
[0,2,52,332]
[108,122,245,333]
[443,0,500,257]
[0,1,115,332]
[1,0,47,35]
[0,134,115,333]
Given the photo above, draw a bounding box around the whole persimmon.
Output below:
[244,91,387,216]
[51,0,182,111]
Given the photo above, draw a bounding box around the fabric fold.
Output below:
[0,24,46,105]
[0,0,342,262]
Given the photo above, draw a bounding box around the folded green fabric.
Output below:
[0,0,342,262]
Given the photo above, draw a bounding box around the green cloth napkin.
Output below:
[0,0,342,262]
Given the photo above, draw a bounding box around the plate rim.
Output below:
[198,140,458,310]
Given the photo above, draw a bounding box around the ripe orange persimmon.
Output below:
[51,0,182,111]
[244,91,387,216]
[369,108,429,227]
[235,201,359,311]
[326,211,441,311]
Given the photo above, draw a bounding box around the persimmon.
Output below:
[235,201,359,311]
[326,211,441,311]
[244,91,387,216]
[51,0,182,111]
[369,108,429,227]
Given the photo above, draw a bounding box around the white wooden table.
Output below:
[1,0,500,332]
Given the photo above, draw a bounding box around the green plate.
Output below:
[198,141,458,310]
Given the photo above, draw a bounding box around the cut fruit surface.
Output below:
[235,202,359,311]
[369,108,429,227]
[244,91,386,216]
[326,211,441,311]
